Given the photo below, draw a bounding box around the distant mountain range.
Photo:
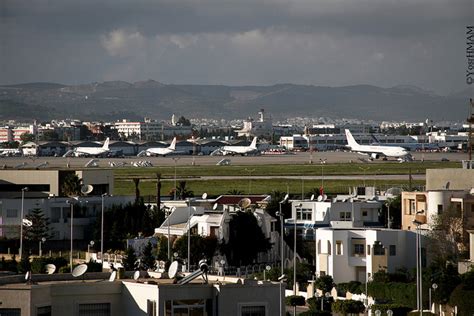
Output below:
[0,80,471,122]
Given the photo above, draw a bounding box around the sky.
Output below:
[1,0,472,95]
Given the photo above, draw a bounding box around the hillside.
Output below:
[0,80,469,121]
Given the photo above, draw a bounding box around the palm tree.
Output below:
[176,181,194,199]
[227,189,244,195]
[62,173,82,197]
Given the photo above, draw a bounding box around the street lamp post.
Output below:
[101,193,108,263]
[413,218,423,315]
[244,168,255,194]
[19,187,28,259]
[172,157,180,200]
[293,203,302,295]
[319,159,327,189]
[165,206,175,261]
[67,198,75,272]
[276,194,289,274]
[39,237,46,257]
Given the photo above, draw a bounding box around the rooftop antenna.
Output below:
[45,264,56,274]
[72,263,88,282]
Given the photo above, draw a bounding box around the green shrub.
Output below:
[449,283,474,316]
[300,310,331,316]
[17,255,31,273]
[337,281,363,296]
[407,312,435,316]
[368,282,417,308]
[332,299,365,315]
[371,304,412,316]
[307,296,333,312]
[30,258,47,274]
[285,295,306,306]
[0,256,18,272]
[86,260,103,272]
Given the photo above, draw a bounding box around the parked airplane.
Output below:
[0,148,22,157]
[137,137,177,157]
[345,130,412,161]
[63,138,110,157]
[220,137,258,156]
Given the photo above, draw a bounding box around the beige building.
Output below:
[0,169,114,198]
[0,274,282,316]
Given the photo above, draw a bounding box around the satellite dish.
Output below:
[25,271,30,281]
[72,264,88,278]
[283,194,289,201]
[168,261,181,279]
[108,270,117,282]
[133,270,140,281]
[22,218,33,227]
[470,188,474,195]
[386,187,402,196]
[238,198,252,209]
[317,195,323,202]
[201,192,208,199]
[219,259,226,265]
[212,203,218,210]
[45,264,56,274]
[310,194,315,201]
[322,194,327,201]
[81,184,94,195]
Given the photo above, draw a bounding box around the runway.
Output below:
[0,151,466,169]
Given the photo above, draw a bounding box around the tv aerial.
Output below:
[45,264,56,274]
[72,263,88,282]
[81,184,94,195]
[238,198,251,210]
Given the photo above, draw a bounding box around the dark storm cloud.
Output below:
[1,0,472,94]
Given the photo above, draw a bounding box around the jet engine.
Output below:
[370,153,380,159]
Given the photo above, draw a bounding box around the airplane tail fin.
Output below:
[169,137,177,150]
[102,138,110,150]
[344,129,359,149]
[250,137,257,149]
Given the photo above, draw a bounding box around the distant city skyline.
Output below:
[1,0,472,95]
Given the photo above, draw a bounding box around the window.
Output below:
[407,199,415,215]
[437,204,443,215]
[362,211,368,217]
[336,241,343,255]
[389,245,396,256]
[367,245,371,255]
[297,208,312,220]
[353,244,364,256]
[37,306,52,316]
[0,309,21,316]
[373,243,385,256]
[241,305,266,316]
[339,212,351,221]
[147,300,157,316]
[6,209,18,218]
[78,303,111,316]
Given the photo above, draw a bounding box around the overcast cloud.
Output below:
[1,0,472,94]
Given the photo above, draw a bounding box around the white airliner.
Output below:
[64,138,110,157]
[137,137,177,157]
[345,129,412,161]
[220,137,258,156]
[0,148,22,157]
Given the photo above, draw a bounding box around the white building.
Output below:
[314,228,416,284]
[0,274,282,316]
[236,109,273,137]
